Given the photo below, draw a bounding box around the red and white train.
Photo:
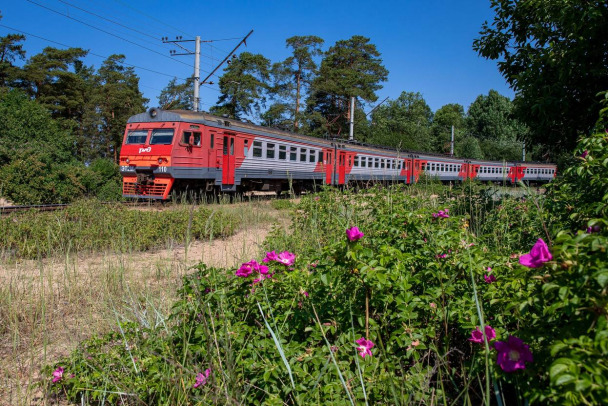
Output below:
[119,109,557,199]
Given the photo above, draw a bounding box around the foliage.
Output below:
[307,36,388,137]
[0,200,238,259]
[158,76,194,110]
[466,90,527,161]
[0,13,26,88]
[43,141,608,403]
[431,103,465,154]
[367,91,433,151]
[211,52,271,120]
[271,36,324,132]
[473,0,608,155]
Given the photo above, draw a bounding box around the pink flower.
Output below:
[235,260,256,277]
[581,150,589,159]
[469,325,496,344]
[486,267,492,273]
[355,337,374,358]
[436,253,448,259]
[484,274,497,283]
[52,367,64,383]
[411,340,420,347]
[346,226,364,241]
[430,302,437,309]
[519,239,552,268]
[494,336,533,372]
[303,291,309,297]
[194,368,211,388]
[586,225,601,234]
[277,251,296,266]
[433,209,450,218]
[263,251,279,263]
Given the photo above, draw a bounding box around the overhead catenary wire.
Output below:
[54,0,222,65]
[24,0,212,72]
[0,23,189,81]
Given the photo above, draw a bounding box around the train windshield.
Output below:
[150,129,174,145]
[126,130,148,144]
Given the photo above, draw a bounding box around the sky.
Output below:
[0,0,513,114]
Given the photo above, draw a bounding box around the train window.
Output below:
[290,147,298,161]
[380,159,384,169]
[279,145,287,160]
[223,136,228,155]
[181,131,201,146]
[126,130,148,144]
[210,134,214,149]
[230,138,234,155]
[354,156,359,167]
[361,157,366,167]
[309,150,316,163]
[348,156,352,166]
[319,151,323,163]
[266,143,275,159]
[253,141,262,158]
[300,148,307,162]
[243,139,249,155]
[150,129,174,145]
[440,164,444,171]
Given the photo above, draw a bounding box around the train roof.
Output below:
[127,109,555,166]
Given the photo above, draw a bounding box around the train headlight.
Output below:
[158,158,163,164]
[126,158,130,164]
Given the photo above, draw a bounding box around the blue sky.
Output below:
[0,0,512,114]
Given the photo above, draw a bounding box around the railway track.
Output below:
[0,201,160,216]
[0,192,288,216]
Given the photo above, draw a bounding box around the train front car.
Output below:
[120,109,218,200]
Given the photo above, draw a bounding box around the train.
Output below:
[119,108,557,199]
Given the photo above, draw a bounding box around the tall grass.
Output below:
[0,197,286,405]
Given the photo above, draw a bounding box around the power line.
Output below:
[24,0,204,71]
[0,23,188,81]
[111,0,195,38]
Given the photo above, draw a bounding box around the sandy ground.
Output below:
[0,215,286,405]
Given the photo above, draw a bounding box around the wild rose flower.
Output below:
[430,302,437,309]
[263,251,279,263]
[436,253,448,259]
[277,251,296,266]
[519,238,552,268]
[194,368,211,388]
[433,209,450,218]
[581,150,589,159]
[355,337,374,358]
[586,225,601,234]
[494,336,533,372]
[52,367,64,383]
[235,260,257,277]
[303,291,309,297]
[346,226,364,241]
[469,325,496,344]
[484,274,497,283]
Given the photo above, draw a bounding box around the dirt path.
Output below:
[0,216,287,405]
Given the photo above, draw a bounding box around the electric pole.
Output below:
[162,35,203,111]
[349,96,355,141]
[450,125,454,156]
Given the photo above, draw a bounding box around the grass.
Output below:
[0,196,293,405]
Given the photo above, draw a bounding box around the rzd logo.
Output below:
[138,147,151,153]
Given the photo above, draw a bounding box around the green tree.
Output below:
[431,103,465,154]
[307,36,388,136]
[95,54,148,162]
[271,36,324,131]
[260,102,292,130]
[0,13,26,88]
[211,52,270,120]
[158,77,194,110]
[0,89,84,204]
[466,90,527,161]
[473,0,608,154]
[22,47,90,121]
[367,91,433,151]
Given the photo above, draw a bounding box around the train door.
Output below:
[403,159,412,184]
[222,134,236,185]
[412,159,422,183]
[325,149,334,185]
[338,151,346,185]
[458,163,468,181]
